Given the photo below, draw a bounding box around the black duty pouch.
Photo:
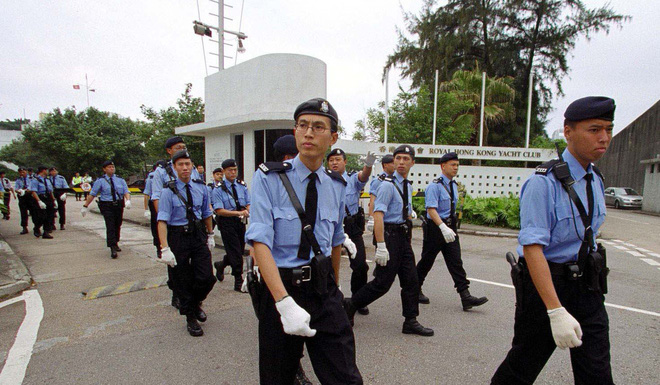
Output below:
[356,207,366,233]
[584,244,608,294]
[404,219,413,242]
[310,254,330,296]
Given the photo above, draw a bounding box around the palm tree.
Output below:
[440,66,515,147]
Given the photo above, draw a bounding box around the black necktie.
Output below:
[108,177,117,201]
[585,173,594,221]
[23,177,26,189]
[449,180,456,217]
[185,183,193,206]
[43,177,49,194]
[298,173,318,260]
[231,183,239,209]
[402,178,409,220]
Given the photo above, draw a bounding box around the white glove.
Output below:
[363,151,377,167]
[411,210,417,220]
[53,201,58,209]
[38,201,46,210]
[343,233,357,258]
[143,210,150,218]
[124,200,132,209]
[60,193,67,201]
[548,307,583,349]
[207,234,215,250]
[374,242,389,266]
[240,275,248,293]
[81,206,89,217]
[275,296,316,337]
[439,222,456,243]
[17,189,26,197]
[366,218,374,232]
[159,247,177,267]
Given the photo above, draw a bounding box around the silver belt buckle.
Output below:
[301,266,312,282]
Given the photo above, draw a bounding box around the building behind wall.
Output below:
[596,100,660,193]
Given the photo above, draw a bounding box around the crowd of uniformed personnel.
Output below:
[2,95,617,384]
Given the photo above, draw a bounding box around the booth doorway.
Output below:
[255,129,295,166]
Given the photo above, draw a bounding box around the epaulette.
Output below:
[192,179,204,184]
[384,177,394,183]
[325,169,347,186]
[378,173,387,181]
[207,182,214,187]
[258,162,292,174]
[347,171,356,177]
[148,174,154,179]
[592,165,604,181]
[432,178,440,183]
[237,179,247,186]
[535,159,560,175]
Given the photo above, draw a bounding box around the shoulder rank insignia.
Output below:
[237,179,247,186]
[535,159,560,175]
[325,169,347,186]
[192,178,204,184]
[432,178,440,183]
[384,177,394,183]
[378,173,388,181]
[258,162,292,174]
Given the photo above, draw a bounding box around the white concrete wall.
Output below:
[642,164,660,213]
[0,130,22,149]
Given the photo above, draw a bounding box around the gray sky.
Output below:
[1,0,658,139]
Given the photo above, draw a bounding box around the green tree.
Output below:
[0,118,30,131]
[439,67,515,146]
[140,83,205,165]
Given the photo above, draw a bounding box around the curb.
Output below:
[0,239,34,299]
[457,229,518,238]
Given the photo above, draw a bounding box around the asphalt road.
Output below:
[1,200,658,384]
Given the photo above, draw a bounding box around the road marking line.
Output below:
[640,258,660,266]
[599,240,615,245]
[625,250,645,257]
[612,239,625,243]
[621,242,636,248]
[649,253,660,258]
[635,247,651,253]
[613,245,629,251]
[469,278,659,317]
[0,295,24,310]
[83,276,168,300]
[606,215,649,225]
[0,290,44,385]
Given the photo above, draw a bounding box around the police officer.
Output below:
[212,158,251,291]
[246,98,362,384]
[344,145,434,336]
[1,171,15,220]
[48,167,69,230]
[14,168,31,234]
[326,148,375,315]
[416,152,488,310]
[366,154,394,235]
[150,136,203,309]
[27,166,56,239]
[156,150,216,337]
[491,96,616,384]
[143,160,167,258]
[81,161,132,259]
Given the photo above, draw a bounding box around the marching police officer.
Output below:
[81,161,132,259]
[344,145,434,336]
[416,152,488,310]
[491,96,616,384]
[246,98,362,384]
[14,168,32,234]
[150,136,203,309]
[156,150,216,337]
[28,166,56,239]
[49,167,70,230]
[366,154,394,234]
[212,158,251,291]
[326,148,375,315]
[1,171,15,220]
[143,161,167,258]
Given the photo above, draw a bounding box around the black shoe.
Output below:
[60,225,65,230]
[33,229,41,238]
[418,291,430,304]
[357,307,370,315]
[42,232,54,239]
[171,295,181,310]
[342,298,357,326]
[460,289,488,311]
[186,316,204,337]
[110,248,118,259]
[294,365,313,385]
[214,261,225,282]
[195,304,207,322]
[402,318,434,336]
[234,275,244,292]
[115,246,122,252]
[51,226,57,231]
[20,227,29,235]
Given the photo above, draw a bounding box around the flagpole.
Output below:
[384,67,389,144]
[479,71,486,147]
[432,69,438,145]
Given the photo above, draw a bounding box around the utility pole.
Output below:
[384,67,389,143]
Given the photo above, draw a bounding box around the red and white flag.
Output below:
[73,85,80,90]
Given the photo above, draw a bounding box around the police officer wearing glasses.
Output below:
[157,150,216,337]
[246,98,362,384]
[344,145,434,337]
[491,96,616,384]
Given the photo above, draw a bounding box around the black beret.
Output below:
[101,160,114,168]
[152,160,167,171]
[326,148,346,160]
[273,135,298,157]
[164,136,185,149]
[171,150,191,164]
[439,152,459,163]
[294,98,338,128]
[48,167,57,172]
[393,145,415,159]
[221,159,237,169]
[381,154,394,164]
[27,167,33,172]
[37,165,48,172]
[564,96,615,122]
[212,167,223,174]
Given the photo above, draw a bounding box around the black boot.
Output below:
[42,232,53,239]
[195,303,207,322]
[357,306,370,315]
[110,247,118,259]
[20,227,29,234]
[33,228,41,237]
[418,290,430,304]
[402,318,434,336]
[171,294,181,309]
[294,364,313,385]
[60,224,65,230]
[234,275,243,292]
[342,298,357,326]
[186,315,204,337]
[459,289,488,311]
[214,260,225,282]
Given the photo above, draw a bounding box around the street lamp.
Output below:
[192,20,247,70]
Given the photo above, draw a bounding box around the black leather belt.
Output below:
[521,259,581,279]
[279,265,312,286]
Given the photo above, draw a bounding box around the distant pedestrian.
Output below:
[14,168,31,234]
[72,172,83,201]
[1,171,15,220]
[28,166,56,239]
[49,167,70,230]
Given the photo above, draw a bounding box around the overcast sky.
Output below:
[1,0,658,140]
